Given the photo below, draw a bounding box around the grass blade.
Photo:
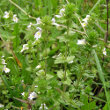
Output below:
[93,49,110,110]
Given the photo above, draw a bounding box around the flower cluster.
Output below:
[3,11,19,23]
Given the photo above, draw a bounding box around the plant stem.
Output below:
[104,0,109,43]
[8,0,36,20]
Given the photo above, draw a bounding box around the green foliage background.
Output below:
[0,0,110,110]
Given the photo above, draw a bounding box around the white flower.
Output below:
[81,22,87,27]
[103,48,107,56]
[1,59,7,65]
[39,103,48,110]
[38,70,44,73]
[86,15,90,18]
[27,22,33,29]
[0,103,4,108]
[82,18,88,23]
[21,44,29,52]
[1,55,5,58]
[55,8,65,18]
[34,30,42,40]
[13,14,18,23]
[60,8,65,16]
[28,92,37,100]
[77,39,86,45]
[36,65,41,69]
[55,15,62,18]
[36,27,42,31]
[21,92,25,96]
[52,18,60,27]
[35,85,38,88]
[3,65,10,73]
[3,11,9,18]
[21,80,24,83]
[36,17,41,25]
[82,15,90,27]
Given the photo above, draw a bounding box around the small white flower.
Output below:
[36,27,42,31]
[55,8,65,18]
[82,18,88,23]
[3,65,10,73]
[39,103,48,110]
[86,15,90,18]
[21,44,29,52]
[36,65,41,69]
[81,22,87,27]
[52,18,56,23]
[27,22,33,29]
[1,55,5,58]
[38,70,44,73]
[77,39,86,45]
[59,8,65,16]
[1,59,7,65]
[82,15,90,27]
[35,85,38,88]
[28,92,37,100]
[0,103,4,108]
[36,17,41,25]
[55,15,62,18]
[3,11,9,18]
[21,80,24,83]
[13,14,18,23]
[52,18,60,27]
[21,92,25,96]
[103,48,107,56]
[34,30,42,40]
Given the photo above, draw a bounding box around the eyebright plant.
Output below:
[0,0,110,110]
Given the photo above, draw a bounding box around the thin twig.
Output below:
[8,0,36,20]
